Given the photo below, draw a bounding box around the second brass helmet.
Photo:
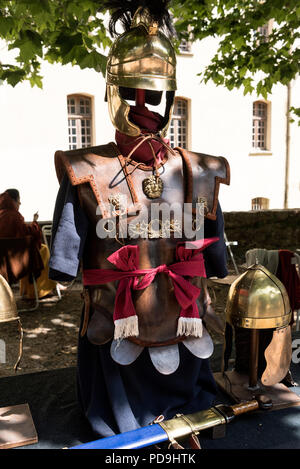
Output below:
[226,263,291,329]
[0,274,23,371]
[0,274,18,323]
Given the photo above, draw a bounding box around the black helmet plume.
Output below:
[102,0,176,38]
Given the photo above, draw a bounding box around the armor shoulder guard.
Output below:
[175,147,230,220]
[54,142,121,212]
[54,142,119,185]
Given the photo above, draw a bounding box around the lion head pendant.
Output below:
[142,175,164,199]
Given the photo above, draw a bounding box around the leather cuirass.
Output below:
[55,142,230,347]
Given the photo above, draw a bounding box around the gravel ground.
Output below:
[0,281,83,378]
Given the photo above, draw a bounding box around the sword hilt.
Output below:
[231,395,273,415]
[231,400,259,416]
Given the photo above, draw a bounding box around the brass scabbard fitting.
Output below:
[158,408,227,447]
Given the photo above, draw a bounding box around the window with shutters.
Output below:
[67,95,93,150]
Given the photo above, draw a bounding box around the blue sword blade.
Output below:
[70,423,168,449]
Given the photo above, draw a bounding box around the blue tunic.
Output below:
[49,175,227,437]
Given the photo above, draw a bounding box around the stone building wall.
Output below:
[223,209,300,265]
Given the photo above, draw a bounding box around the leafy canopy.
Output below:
[172,0,300,121]
[0,0,299,118]
[0,0,110,87]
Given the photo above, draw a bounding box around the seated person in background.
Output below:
[0,188,57,299]
[0,189,41,242]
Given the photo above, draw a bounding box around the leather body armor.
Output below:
[55,142,230,347]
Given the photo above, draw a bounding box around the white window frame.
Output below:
[251,100,272,153]
[251,197,270,211]
[67,94,93,150]
[178,38,192,54]
[256,20,273,44]
[169,98,190,149]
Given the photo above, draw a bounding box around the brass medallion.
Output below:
[142,175,164,199]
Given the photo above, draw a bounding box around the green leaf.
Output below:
[12,30,43,62]
[233,36,245,50]
[1,69,26,87]
[239,66,247,78]
[29,73,43,88]
[0,17,15,37]
[78,50,107,75]
[243,78,254,95]
[18,39,39,62]
[60,45,87,65]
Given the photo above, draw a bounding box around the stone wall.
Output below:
[223,209,300,265]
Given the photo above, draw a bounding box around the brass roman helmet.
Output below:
[226,263,292,329]
[105,5,177,137]
[0,274,23,371]
[0,274,18,323]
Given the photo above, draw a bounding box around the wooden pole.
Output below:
[249,329,260,388]
[284,82,291,209]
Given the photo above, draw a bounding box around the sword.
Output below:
[70,399,270,449]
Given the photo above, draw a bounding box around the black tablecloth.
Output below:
[1,335,300,451]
